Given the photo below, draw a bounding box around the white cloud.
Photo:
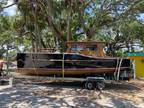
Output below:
[3,0,17,16]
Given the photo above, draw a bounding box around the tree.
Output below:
[1,0,144,54]
[0,15,14,57]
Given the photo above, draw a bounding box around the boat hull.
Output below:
[17,67,129,76]
[16,53,131,76]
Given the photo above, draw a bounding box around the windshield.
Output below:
[71,44,84,52]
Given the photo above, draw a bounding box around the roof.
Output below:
[128,52,144,56]
[66,41,106,45]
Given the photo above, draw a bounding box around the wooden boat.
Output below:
[16,41,130,77]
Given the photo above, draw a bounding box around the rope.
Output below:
[114,58,119,80]
[62,53,65,80]
[117,58,123,81]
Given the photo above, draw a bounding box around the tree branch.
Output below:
[0,3,16,11]
[46,16,65,41]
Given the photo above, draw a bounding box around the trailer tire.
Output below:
[85,81,95,90]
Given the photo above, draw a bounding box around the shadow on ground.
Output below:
[0,79,141,108]
[32,80,141,91]
[105,82,141,91]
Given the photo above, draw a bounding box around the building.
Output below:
[128,52,144,78]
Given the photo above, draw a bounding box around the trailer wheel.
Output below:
[85,81,95,90]
[96,81,105,90]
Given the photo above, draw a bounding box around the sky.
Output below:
[3,0,17,16]
[139,13,144,21]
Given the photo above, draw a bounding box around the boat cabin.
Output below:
[66,41,106,57]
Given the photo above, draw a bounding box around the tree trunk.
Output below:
[126,42,130,52]
[31,38,35,52]
[67,10,72,41]
[32,0,42,52]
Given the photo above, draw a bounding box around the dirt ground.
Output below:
[0,77,144,108]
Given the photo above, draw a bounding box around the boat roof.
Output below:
[66,41,105,45]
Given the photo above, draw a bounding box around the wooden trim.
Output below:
[17,67,129,76]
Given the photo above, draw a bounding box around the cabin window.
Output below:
[86,45,97,51]
[71,44,84,52]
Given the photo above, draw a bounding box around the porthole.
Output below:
[17,59,25,67]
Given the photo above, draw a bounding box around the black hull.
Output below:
[16,53,130,76]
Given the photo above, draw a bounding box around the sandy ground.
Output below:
[0,77,144,108]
